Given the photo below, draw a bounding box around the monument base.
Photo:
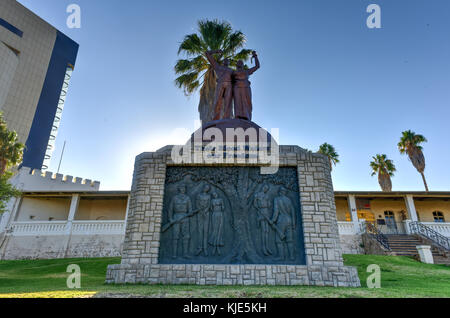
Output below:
[106,144,361,288]
[106,263,360,287]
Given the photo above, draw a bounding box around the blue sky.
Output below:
[18,0,450,191]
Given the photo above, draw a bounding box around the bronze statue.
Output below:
[272,187,296,261]
[195,185,212,256]
[205,50,233,121]
[209,192,225,256]
[168,185,193,258]
[253,184,273,256]
[233,51,260,121]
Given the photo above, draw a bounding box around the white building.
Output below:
[0,170,448,261]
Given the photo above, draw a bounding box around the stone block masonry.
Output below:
[106,145,361,287]
[106,264,360,287]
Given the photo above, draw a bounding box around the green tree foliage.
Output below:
[318,143,340,171]
[370,154,396,192]
[398,130,429,191]
[0,112,24,213]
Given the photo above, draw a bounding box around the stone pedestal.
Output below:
[416,245,434,264]
[106,145,360,287]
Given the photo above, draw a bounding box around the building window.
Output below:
[384,211,394,219]
[433,211,445,223]
[384,211,396,227]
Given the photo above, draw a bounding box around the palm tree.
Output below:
[318,143,340,171]
[175,19,253,123]
[370,154,396,192]
[398,130,429,191]
[0,112,24,175]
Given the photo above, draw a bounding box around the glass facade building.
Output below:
[0,0,79,170]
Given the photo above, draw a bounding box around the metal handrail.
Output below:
[409,221,450,251]
[365,222,391,251]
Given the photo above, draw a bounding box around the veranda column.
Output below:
[66,194,80,233]
[404,195,418,234]
[63,194,80,257]
[348,195,360,233]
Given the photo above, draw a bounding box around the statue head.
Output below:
[263,185,269,193]
[203,185,211,193]
[236,60,244,70]
[212,192,218,199]
[223,58,230,67]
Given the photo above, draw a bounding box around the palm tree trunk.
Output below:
[198,69,217,124]
[420,172,429,192]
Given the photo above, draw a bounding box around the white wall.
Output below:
[15,196,71,221]
[75,198,127,220]
[1,234,124,259]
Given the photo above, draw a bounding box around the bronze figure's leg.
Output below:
[213,85,225,121]
[245,87,252,121]
[233,86,242,119]
[223,83,233,119]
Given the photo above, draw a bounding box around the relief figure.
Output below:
[209,192,225,256]
[272,187,296,261]
[253,184,273,256]
[195,185,212,256]
[168,184,193,258]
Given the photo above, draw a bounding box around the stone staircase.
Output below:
[386,234,450,265]
[386,235,421,256]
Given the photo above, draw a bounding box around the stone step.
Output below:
[389,242,421,246]
[433,257,450,265]
[388,240,418,242]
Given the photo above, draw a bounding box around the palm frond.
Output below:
[178,34,205,56]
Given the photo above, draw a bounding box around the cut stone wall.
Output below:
[340,235,364,255]
[106,145,360,287]
[106,264,360,287]
[1,234,123,260]
[361,234,394,256]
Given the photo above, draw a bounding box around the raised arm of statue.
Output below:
[248,51,260,75]
[205,50,222,69]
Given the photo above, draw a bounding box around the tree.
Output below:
[398,130,429,191]
[0,112,24,214]
[0,172,20,214]
[175,19,253,123]
[318,143,340,171]
[370,154,396,192]
[0,113,24,175]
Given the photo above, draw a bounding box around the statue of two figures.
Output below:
[205,50,260,122]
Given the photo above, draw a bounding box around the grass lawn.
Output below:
[0,255,448,298]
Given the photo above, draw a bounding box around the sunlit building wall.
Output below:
[0,0,78,170]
